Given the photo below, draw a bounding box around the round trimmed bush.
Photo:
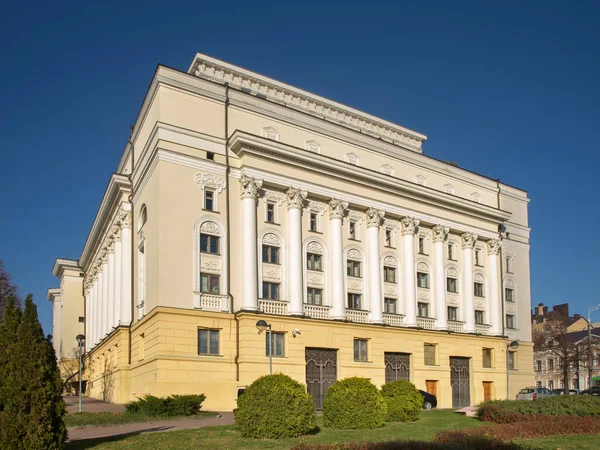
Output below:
[380,380,422,422]
[322,377,387,429]
[235,373,316,438]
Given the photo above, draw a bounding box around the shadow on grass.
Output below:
[66,426,176,449]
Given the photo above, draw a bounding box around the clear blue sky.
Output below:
[1,0,599,336]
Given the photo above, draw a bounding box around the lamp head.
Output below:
[256,320,269,333]
[508,340,519,350]
[76,334,86,344]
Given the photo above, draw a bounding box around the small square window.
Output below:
[383,266,396,283]
[198,329,219,355]
[505,288,514,302]
[475,310,485,324]
[483,348,493,368]
[447,306,458,321]
[266,332,285,357]
[418,302,429,318]
[506,314,515,329]
[307,253,322,271]
[446,277,458,293]
[262,282,280,300]
[309,213,318,232]
[266,203,275,223]
[354,338,369,362]
[347,260,361,277]
[78,316,85,323]
[474,282,485,297]
[204,190,215,211]
[206,151,215,160]
[347,293,362,310]
[424,343,437,366]
[262,245,280,264]
[349,221,357,240]
[384,298,397,314]
[200,273,220,294]
[417,272,429,289]
[200,234,220,254]
[307,288,322,305]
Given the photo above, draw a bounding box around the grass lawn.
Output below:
[520,434,600,449]
[64,411,217,428]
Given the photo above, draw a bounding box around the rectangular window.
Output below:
[447,306,458,321]
[347,260,361,277]
[548,359,554,370]
[536,360,542,371]
[507,351,516,370]
[262,282,279,300]
[383,266,396,283]
[266,332,285,357]
[349,221,357,240]
[418,302,429,318]
[347,293,361,310]
[204,190,215,211]
[505,288,514,302]
[198,329,219,355]
[418,237,426,254]
[446,277,458,293]
[475,310,485,324]
[506,314,515,329]
[200,234,220,254]
[448,243,455,260]
[206,151,215,160]
[262,245,280,264]
[506,257,513,273]
[475,249,482,266]
[384,297,397,314]
[307,288,322,305]
[266,203,275,223]
[354,338,368,362]
[385,229,392,247]
[417,272,429,289]
[483,348,493,368]
[424,343,436,366]
[307,253,322,271]
[310,213,318,232]
[200,273,220,294]
[474,282,485,297]
[548,380,554,390]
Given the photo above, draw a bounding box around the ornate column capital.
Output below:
[240,174,263,199]
[461,232,478,249]
[487,238,502,255]
[365,207,385,228]
[286,187,308,210]
[328,198,348,220]
[432,225,449,243]
[401,217,420,235]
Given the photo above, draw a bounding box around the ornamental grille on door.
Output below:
[384,352,410,383]
[450,357,471,408]
[305,348,337,410]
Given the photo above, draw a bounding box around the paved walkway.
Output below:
[64,396,125,414]
[67,412,234,442]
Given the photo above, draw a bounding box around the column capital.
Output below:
[329,198,348,220]
[401,217,420,235]
[365,207,385,228]
[286,187,308,210]
[432,225,449,243]
[240,174,263,199]
[487,238,502,255]
[461,232,478,249]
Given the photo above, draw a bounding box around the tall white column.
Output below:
[287,187,308,316]
[366,208,385,324]
[92,279,98,346]
[107,248,115,333]
[240,174,262,311]
[113,237,122,329]
[401,217,420,327]
[97,271,105,341]
[85,286,91,348]
[121,224,132,325]
[329,199,348,320]
[487,239,502,335]
[102,260,109,337]
[461,232,478,333]
[433,225,449,330]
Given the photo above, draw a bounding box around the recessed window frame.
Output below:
[266,202,276,223]
[506,314,515,329]
[200,233,220,254]
[447,242,455,260]
[262,245,280,264]
[483,348,493,368]
[384,297,397,314]
[266,332,285,357]
[309,212,319,232]
[347,293,362,310]
[475,249,483,266]
[418,236,427,255]
[418,302,429,318]
[447,306,458,321]
[347,260,362,278]
[424,343,437,366]
[474,282,485,297]
[354,338,369,362]
[204,189,216,212]
[306,288,323,305]
[349,220,358,240]
[383,266,396,283]
[198,328,220,356]
[262,282,280,300]
[505,288,514,303]
[475,310,485,325]
[417,272,430,289]
[446,277,458,293]
[200,273,220,294]
[307,253,322,271]
[384,229,395,248]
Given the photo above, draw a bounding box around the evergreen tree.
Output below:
[0,295,66,449]
[0,257,20,321]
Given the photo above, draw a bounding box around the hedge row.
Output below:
[436,415,600,442]
[478,395,600,423]
[124,394,206,416]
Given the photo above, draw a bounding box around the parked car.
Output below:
[551,388,580,395]
[580,386,600,396]
[516,387,553,400]
[418,389,437,410]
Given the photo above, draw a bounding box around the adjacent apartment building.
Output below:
[48,53,534,411]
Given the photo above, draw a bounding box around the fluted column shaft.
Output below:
[113,239,122,329]
[107,251,115,333]
[401,217,419,327]
[488,239,502,335]
[366,208,384,324]
[97,271,105,341]
[92,279,98,346]
[461,232,477,333]
[433,225,448,330]
[329,199,348,320]
[287,188,307,316]
[102,262,109,337]
[121,226,132,325]
[241,175,262,311]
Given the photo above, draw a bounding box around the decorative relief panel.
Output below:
[417,262,429,273]
[417,288,430,301]
[263,233,281,246]
[345,152,359,165]
[347,210,365,223]
[307,276,324,287]
[505,279,515,289]
[200,221,221,236]
[474,298,485,310]
[195,173,226,193]
[471,192,481,203]
[444,184,455,194]
[263,270,281,281]
[384,286,398,297]
[415,174,427,186]
[305,140,322,153]
[383,218,400,231]
[305,200,328,215]
[263,189,285,205]
[347,249,361,260]
[446,294,459,306]
[262,126,280,141]
[506,303,516,313]
[307,241,324,254]
[474,273,485,283]
[200,260,220,273]
[383,256,397,267]
[447,267,458,278]
[347,282,362,293]
[380,164,394,175]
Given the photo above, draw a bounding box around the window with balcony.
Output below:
[307,253,322,271]
[447,306,458,321]
[266,332,285,357]
[200,234,220,254]
[306,288,322,305]
[384,266,396,283]
[417,272,429,289]
[424,343,437,366]
[474,282,485,297]
[447,277,458,293]
[198,329,219,355]
[347,260,361,277]
[262,245,280,264]
[347,293,362,310]
[262,282,279,300]
[483,348,493,368]
[475,310,485,324]
[384,298,397,314]
[418,302,429,318]
[354,338,369,362]
[200,273,220,294]
[505,288,514,302]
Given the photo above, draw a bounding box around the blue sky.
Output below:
[1,0,599,336]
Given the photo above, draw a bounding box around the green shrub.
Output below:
[380,380,422,422]
[235,373,317,438]
[124,394,206,416]
[478,395,600,422]
[323,377,387,429]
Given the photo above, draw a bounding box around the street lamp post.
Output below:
[506,340,519,399]
[588,305,600,389]
[256,320,272,375]
[75,334,86,413]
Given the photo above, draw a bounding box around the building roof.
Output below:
[46,288,61,303]
[52,258,81,278]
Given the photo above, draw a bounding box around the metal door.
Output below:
[450,357,471,408]
[305,348,337,410]
[384,352,410,383]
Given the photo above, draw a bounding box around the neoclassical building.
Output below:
[49,53,533,410]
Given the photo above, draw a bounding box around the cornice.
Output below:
[188,53,426,153]
[46,288,62,303]
[52,258,81,278]
[229,131,512,226]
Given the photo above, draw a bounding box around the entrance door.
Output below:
[450,357,470,408]
[483,381,493,402]
[426,380,438,398]
[305,348,337,410]
[384,352,410,383]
